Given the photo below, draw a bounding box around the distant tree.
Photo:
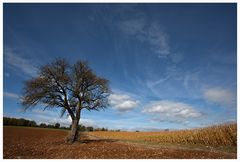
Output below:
[78,124,86,132]
[60,126,68,130]
[28,120,37,127]
[21,58,110,143]
[55,123,60,129]
[100,127,108,131]
[86,126,94,132]
[17,118,25,126]
[47,124,54,128]
[3,117,9,125]
[40,123,47,128]
[10,118,17,125]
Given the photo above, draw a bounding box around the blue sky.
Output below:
[3,3,237,131]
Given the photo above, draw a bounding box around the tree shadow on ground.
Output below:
[76,139,118,144]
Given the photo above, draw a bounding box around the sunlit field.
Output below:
[89,123,237,148]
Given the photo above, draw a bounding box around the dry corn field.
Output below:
[89,123,237,148]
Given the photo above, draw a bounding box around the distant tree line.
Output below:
[3,117,112,131]
[76,124,109,132]
[38,122,67,129]
[4,117,37,127]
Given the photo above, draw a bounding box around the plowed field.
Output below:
[3,127,236,159]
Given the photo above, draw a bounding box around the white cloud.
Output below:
[4,47,38,76]
[203,87,234,106]
[4,92,19,99]
[143,100,203,124]
[119,18,170,57]
[108,93,139,112]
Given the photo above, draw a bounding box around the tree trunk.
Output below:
[66,119,79,144]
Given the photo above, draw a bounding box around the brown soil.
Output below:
[3,126,236,159]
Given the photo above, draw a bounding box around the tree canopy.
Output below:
[22,58,110,120]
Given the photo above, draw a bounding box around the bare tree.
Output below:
[21,58,110,143]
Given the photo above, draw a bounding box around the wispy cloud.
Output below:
[35,114,71,126]
[119,18,145,36]
[108,93,139,112]
[5,73,11,78]
[119,17,170,57]
[170,52,184,63]
[4,92,19,99]
[143,100,204,125]
[203,87,235,107]
[147,65,179,87]
[183,71,203,99]
[147,22,170,57]
[145,65,186,99]
[79,118,96,127]
[4,47,38,77]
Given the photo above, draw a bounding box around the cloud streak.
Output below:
[4,92,19,99]
[4,47,38,77]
